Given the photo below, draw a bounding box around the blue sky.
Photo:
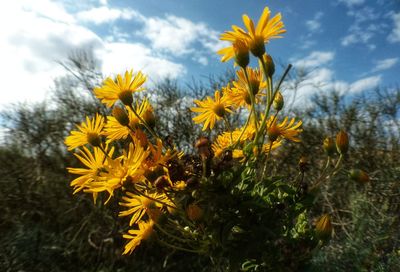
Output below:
[0,0,399,108]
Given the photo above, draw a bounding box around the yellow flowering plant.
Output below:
[65,6,361,270]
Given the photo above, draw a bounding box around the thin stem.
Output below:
[261,141,274,181]
[224,116,233,144]
[155,223,191,244]
[158,239,202,254]
[233,111,252,148]
[98,144,111,164]
[256,64,292,145]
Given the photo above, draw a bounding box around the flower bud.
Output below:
[112,106,130,126]
[323,137,336,156]
[186,204,204,221]
[298,156,309,173]
[260,54,275,77]
[273,91,284,111]
[315,214,333,241]
[195,137,212,159]
[336,130,349,155]
[349,169,370,183]
[233,39,249,68]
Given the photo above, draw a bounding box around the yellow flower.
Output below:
[67,145,114,195]
[242,7,286,57]
[104,99,153,143]
[218,26,249,63]
[86,137,148,203]
[122,220,154,255]
[65,114,104,151]
[225,67,266,108]
[119,191,172,226]
[218,6,285,62]
[191,90,233,131]
[212,126,256,158]
[94,70,146,107]
[267,117,302,142]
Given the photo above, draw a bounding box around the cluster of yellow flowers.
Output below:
[65,6,304,255]
[65,70,184,254]
[191,7,302,160]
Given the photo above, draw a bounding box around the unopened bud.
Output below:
[273,91,284,111]
[186,204,204,221]
[260,54,275,77]
[195,137,212,159]
[315,214,333,241]
[112,106,130,126]
[336,130,349,155]
[323,137,336,156]
[349,169,370,183]
[298,156,309,173]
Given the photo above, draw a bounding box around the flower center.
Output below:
[213,104,226,117]
[87,132,101,147]
[118,90,133,106]
[249,35,265,58]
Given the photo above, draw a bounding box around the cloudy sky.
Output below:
[1,0,399,108]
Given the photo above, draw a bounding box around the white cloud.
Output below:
[0,1,101,107]
[349,75,381,93]
[286,51,381,107]
[338,0,365,7]
[0,1,186,108]
[341,31,373,46]
[306,12,323,32]
[76,6,141,24]
[388,12,400,43]
[340,6,384,49]
[138,15,223,56]
[97,42,186,82]
[292,51,335,69]
[372,58,398,72]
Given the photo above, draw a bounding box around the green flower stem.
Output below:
[256,63,292,145]
[98,144,111,164]
[154,223,192,244]
[232,110,252,148]
[158,238,203,254]
[223,116,233,144]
